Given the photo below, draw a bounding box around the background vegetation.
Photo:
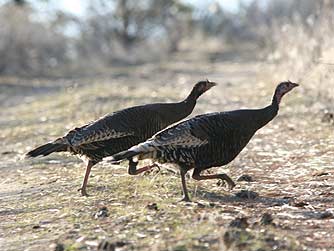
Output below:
[1,0,333,103]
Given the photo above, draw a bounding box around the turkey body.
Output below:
[151,106,277,169]
[26,80,216,196]
[110,81,298,201]
[63,102,196,163]
[111,105,278,202]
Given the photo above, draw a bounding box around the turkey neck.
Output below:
[255,91,280,129]
[162,91,198,123]
[152,91,197,126]
[181,89,202,114]
[272,88,282,108]
[248,92,279,131]
[259,103,278,126]
[173,95,197,120]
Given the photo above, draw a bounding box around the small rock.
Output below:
[318,211,334,219]
[39,220,52,225]
[290,200,308,208]
[98,240,115,251]
[237,174,253,182]
[223,229,249,249]
[94,206,109,219]
[55,243,65,251]
[146,203,159,211]
[321,111,334,124]
[98,240,128,251]
[313,171,329,177]
[196,202,206,208]
[229,217,249,229]
[235,190,258,199]
[114,241,127,247]
[209,202,217,208]
[1,151,13,155]
[260,213,274,225]
[223,231,234,249]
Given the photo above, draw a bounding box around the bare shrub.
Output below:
[0,3,69,76]
[76,0,193,66]
[264,0,334,104]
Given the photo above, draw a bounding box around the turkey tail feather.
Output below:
[109,140,156,162]
[111,150,138,162]
[26,143,67,158]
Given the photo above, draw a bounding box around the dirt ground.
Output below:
[0,47,333,251]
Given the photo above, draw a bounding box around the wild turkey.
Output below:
[108,81,299,201]
[26,80,217,196]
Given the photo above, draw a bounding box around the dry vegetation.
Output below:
[265,0,334,108]
[1,43,333,250]
[1,0,334,251]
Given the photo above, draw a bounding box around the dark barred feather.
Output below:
[26,143,67,157]
[111,104,278,169]
[26,96,198,162]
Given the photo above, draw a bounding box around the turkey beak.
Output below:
[206,82,217,90]
[291,82,299,88]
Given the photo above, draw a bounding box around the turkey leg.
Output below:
[78,160,96,196]
[180,167,191,202]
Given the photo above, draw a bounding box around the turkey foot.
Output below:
[180,196,191,202]
[128,158,158,175]
[143,163,161,175]
[78,187,89,197]
[192,169,235,190]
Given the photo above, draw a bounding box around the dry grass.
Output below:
[0,46,333,251]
